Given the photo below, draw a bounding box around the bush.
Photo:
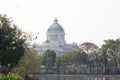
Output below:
[0,72,24,80]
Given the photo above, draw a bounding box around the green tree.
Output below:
[55,56,62,74]
[41,49,56,73]
[61,49,88,74]
[55,55,70,74]
[101,39,120,74]
[0,15,25,71]
[72,49,88,65]
[13,46,40,77]
[98,49,109,74]
[71,49,88,74]
[88,50,102,74]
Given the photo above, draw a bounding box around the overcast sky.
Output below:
[0,0,120,47]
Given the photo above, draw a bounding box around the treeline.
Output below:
[39,39,120,75]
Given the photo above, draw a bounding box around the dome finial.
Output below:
[54,18,58,23]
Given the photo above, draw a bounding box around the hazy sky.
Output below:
[0,0,120,47]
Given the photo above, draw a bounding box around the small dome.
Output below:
[47,18,64,32]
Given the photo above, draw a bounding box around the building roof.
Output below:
[47,18,64,32]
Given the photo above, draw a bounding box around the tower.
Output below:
[47,18,66,45]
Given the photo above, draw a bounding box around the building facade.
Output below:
[34,18,78,56]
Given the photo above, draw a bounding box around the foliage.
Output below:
[0,14,25,69]
[100,39,120,74]
[79,42,99,54]
[12,46,40,77]
[55,55,70,74]
[63,49,88,65]
[0,72,24,80]
[65,49,88,74]
[55,49,88,74]
[73,49,88,64]
[55,57,62,73]
[41,49,56,73]
[87,50,102,74]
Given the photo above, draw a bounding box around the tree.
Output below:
[41,49,56,73]
[101,39,120,74]
[55,57,61,74]
[79,42,99,54]
[98,49,109,74]
[55,56,69,74]
[72,49,88,64]
[88,50,102,74]
[61,49,88,74]
[12,46,40,77]
[70,49,88,74]
[0,14,25,70]
[55,53,72,74]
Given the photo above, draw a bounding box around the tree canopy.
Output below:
[100,39,120,74]
[13,46,40,77]
[79,42,99,54]
[41,49,56,73]
[0,14,25,69]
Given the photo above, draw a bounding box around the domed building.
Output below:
[34,18,78,56]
